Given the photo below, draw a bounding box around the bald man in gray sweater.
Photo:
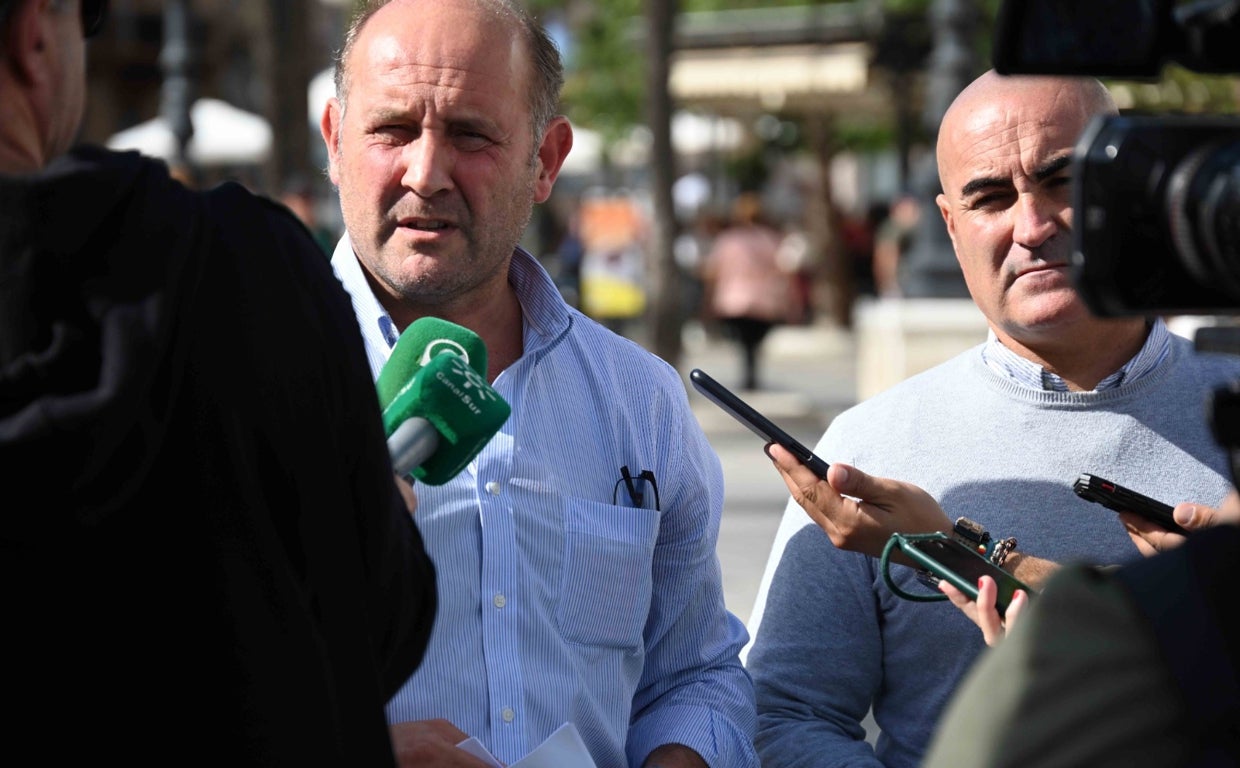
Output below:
[744,71,1240,768]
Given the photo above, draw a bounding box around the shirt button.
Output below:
[493,593,506,609]
[485,481,501,496]
[501,707,515,723]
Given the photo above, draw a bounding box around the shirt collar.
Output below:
[329,234,571,360]
[982,317,1171,392]
[507,245,572,358]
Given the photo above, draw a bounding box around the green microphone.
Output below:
[375,317,489,412]
[381,340,511,485]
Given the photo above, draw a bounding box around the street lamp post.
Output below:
[159,0,196,176]
[897,0,978,298]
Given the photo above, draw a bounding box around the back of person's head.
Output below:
[0,0,107,172]
[731,193,765,227]
[1,0,107,53]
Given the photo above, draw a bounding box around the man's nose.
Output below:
[1012,193,1059,251]
[400,134,454,197]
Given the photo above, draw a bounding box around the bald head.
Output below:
[937,71,1116,192]
[932,69,1136,368]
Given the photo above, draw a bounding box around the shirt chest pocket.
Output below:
[557,498,660,650]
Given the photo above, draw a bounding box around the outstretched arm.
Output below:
[765,445,1062,584]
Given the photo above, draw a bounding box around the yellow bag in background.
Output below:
[581,272,646,319]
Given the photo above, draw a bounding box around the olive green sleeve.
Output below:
[924,565,1192,768]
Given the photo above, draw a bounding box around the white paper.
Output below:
[456,722,597,768]
[511,723,597,768]
[456,737,505,768]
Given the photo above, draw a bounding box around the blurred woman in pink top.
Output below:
[703,193,801,390]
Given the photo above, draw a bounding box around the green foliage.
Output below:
[558,0,644,142]
[832,119,897,152]
[1108,66,1240,115]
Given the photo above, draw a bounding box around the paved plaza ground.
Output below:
[677,320,858,625]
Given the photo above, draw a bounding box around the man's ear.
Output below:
[4,0,53,88]
[320,97,343,185]
[532,116,573,204]
[936,193,959,256]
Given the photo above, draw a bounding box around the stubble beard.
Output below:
[380,182,536,308]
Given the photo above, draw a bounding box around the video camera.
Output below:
[993,0,1240,317]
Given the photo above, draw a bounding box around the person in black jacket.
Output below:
[0,1,436,765]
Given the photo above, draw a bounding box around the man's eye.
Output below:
[971,192,1012,210]
[453,131,493,151]
[374,125,415,141]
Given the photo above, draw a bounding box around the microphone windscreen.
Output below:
[381,352,511,485]
[376,317,489,411]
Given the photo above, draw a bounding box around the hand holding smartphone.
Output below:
[891,533,1033,618]
[1072,473,1190,536]
[689,368,830,478]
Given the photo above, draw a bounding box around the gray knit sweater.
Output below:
[746,335,1240,768]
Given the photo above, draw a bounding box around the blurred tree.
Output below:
[267,0,312,194]
[870,2,932,190]
[645,0,683,367]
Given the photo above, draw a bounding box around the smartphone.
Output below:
[689,368,830,479]
[1072,473,1189,536]
[895,534,1033,618]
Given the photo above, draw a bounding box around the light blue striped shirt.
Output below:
[981,318,1172,392]
[331,237,758,768]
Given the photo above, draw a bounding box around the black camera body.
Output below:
[1074,115,1240,316]
[995,0,1240,317]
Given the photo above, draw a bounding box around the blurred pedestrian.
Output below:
[279,175,337,256]
[554,202,585,308]
[703,193,800,390]
[873,193,920,298]
[840,202,885,298]
[676,208,724,336]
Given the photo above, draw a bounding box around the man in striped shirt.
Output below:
[320,1,758,766]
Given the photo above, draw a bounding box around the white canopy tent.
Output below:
[106,98,274,166]
[560,123,604,176]
[563,113,746,176]
[308,67,334,126]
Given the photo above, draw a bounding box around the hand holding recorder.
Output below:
[877,530,1033,649]
[937,577,1030,647]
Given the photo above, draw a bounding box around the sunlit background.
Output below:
[80,0,1240,367]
